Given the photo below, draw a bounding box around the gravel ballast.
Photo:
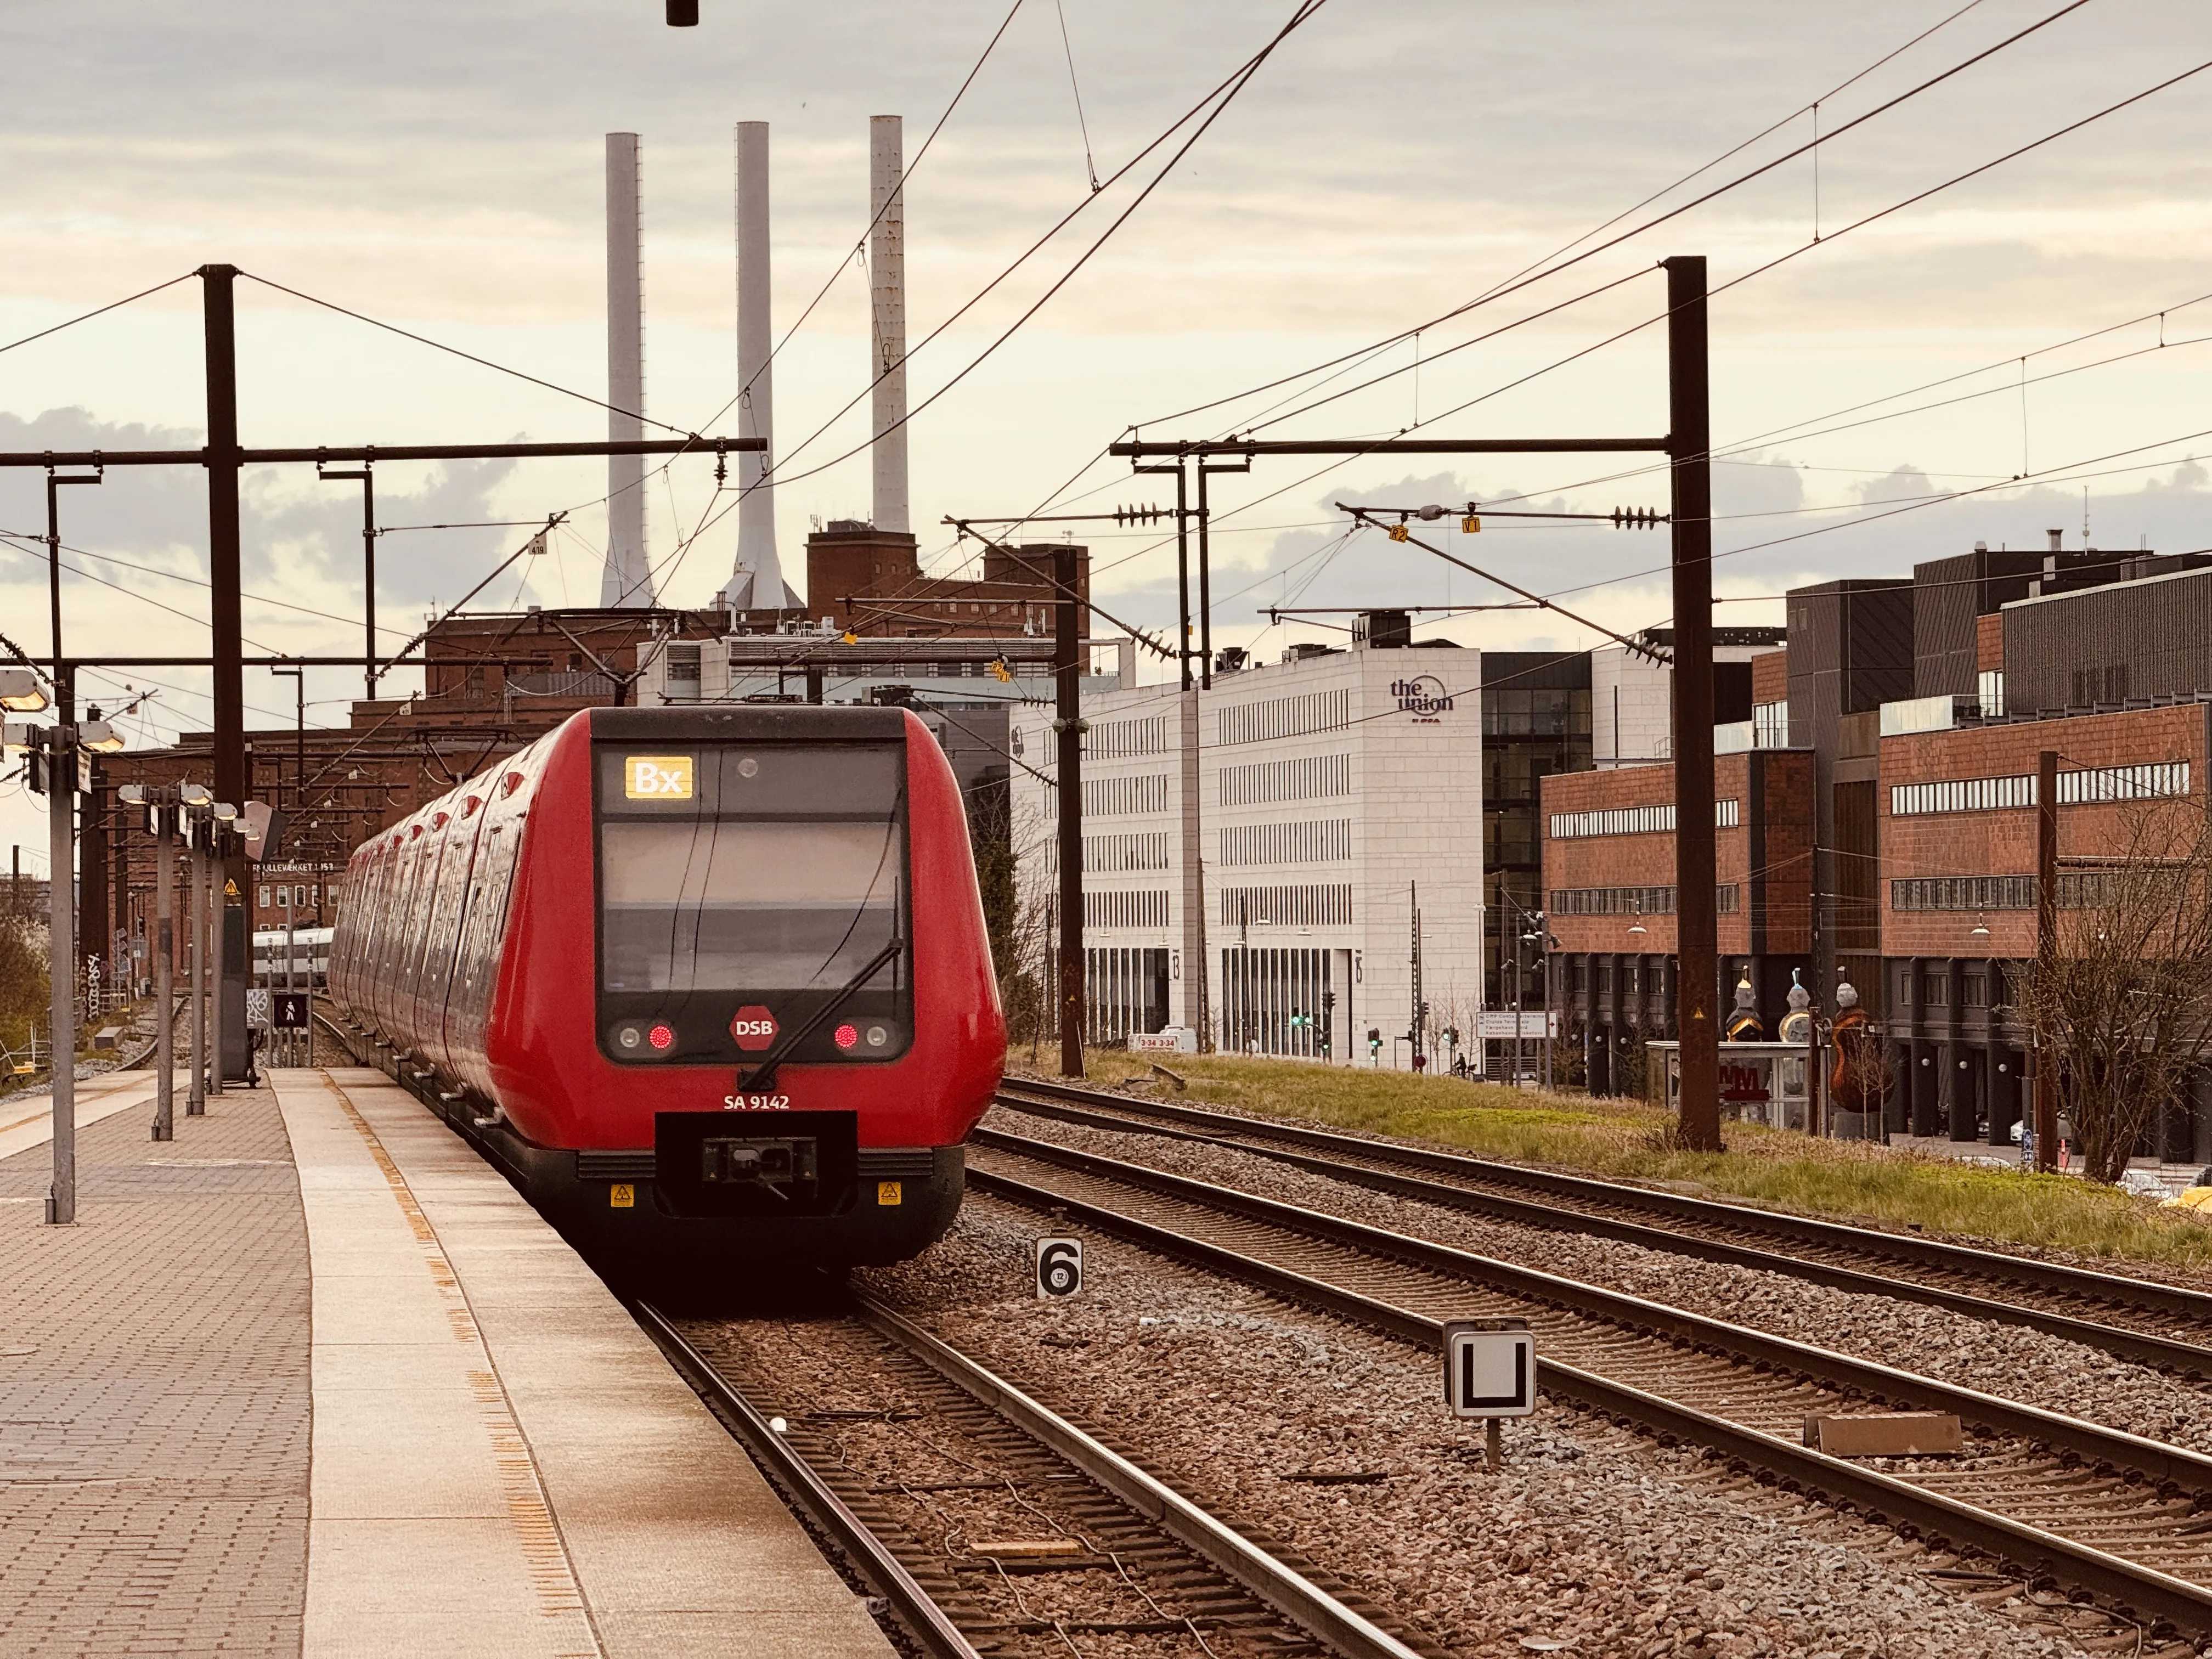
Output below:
[988,1106,2212,1457]
[848,1199,2103,1659]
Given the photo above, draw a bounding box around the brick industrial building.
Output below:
[1543,746,1815,1093]
[1542,531,2212,1160]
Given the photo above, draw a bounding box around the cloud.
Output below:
[0,408,520,663]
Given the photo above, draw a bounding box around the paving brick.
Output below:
[0,1086,308,1657]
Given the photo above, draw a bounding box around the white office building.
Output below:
[1010,624,1485,1066]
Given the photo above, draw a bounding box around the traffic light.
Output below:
[1322,989,1336,1014]
[1367,1027,1381,1056]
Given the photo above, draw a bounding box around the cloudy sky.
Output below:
[5,0,2212,858]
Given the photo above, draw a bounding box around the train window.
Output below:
[599,819,901,993]
[594,741,911,1062]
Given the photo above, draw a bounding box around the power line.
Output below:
[682,0,1031,451]
[1131,0,2078,436]
[0,271,196,360]
[238,270,693,437]
[1053,0,1102,193]
[712,0,1333,514]
[664,0,1333,645]
[0,531,419,642]
[1096,44,2212,588]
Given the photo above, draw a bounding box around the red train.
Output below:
[328,705,1005,1275]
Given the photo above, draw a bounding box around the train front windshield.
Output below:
[594,743,910,1064]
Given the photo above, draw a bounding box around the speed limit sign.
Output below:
[1035,1237,1083,1300]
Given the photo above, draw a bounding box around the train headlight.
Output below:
[834,1023,859,1050]
[648,1023,676,1052]
[614,1024,645,1053]
[866,1025,888,1048]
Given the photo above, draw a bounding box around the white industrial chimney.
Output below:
[730,121,789,611]
[602,132,654,608]
[870,115,910,535]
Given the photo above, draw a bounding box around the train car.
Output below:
[328,705,1005,1276]
[252,927,333,988]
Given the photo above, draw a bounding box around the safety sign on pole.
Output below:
[1442,1317,1535,1471]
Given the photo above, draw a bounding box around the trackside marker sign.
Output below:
[730,1006,778,1051]
[624,755,695,800]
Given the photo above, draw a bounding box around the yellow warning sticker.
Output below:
[623,755,695,800]
[223,878,241,898]
[610,1183,635,1209]
[877,1181,903,1206]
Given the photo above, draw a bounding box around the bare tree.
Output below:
[1003,783,1062,1059]
[0,917,49,1079]
[2031,795,2212,1184]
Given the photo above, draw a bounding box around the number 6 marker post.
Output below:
[1035,1237,1083,1300]
[1442,1317,1535,1471]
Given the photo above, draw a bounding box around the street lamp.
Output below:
[0,669,48,713]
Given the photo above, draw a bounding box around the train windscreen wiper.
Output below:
[736,935,904,1094]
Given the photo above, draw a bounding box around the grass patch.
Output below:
[1010,1048,2212,1271]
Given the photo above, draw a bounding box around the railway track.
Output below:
[639,1296,1438,1659]
[968,1120,2212,1643]
[996,1075,2212,1379]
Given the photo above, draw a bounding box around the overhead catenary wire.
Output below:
[1095,45,2212,602]
[664,1,1335,667]
[0,271,197,361]
[682,0,1031,452]
[1053,0,1103,193]
[692,0,1334,526]
[1130,0,2070,438]
[238,270,696,438]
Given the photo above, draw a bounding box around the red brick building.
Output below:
[1877,702,2209,1152]
[1542,747,1814,1093]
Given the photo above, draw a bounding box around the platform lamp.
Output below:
[0,669,44,713]
[3,684,123,1226]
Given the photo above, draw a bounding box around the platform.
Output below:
[0,1065,894,1658]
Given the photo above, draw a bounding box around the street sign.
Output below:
[1475,1011,1559,1042]
[273,992,309,1030]
[1442,1318,1536,1418]
[1035,1237,1083,1300]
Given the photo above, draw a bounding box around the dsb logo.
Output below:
[623,754,695,800]
[730,1005,779,1051]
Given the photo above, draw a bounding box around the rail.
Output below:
[639,1294,1428,1659]
[995,1076,2212,1375]
[970,1124,2212,1637]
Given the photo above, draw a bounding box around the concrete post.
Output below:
[187,829,206,1117]
[153,810,173,1141]
[45,736,75,1224]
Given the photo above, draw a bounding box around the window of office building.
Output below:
[1218,946,1333,1059]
